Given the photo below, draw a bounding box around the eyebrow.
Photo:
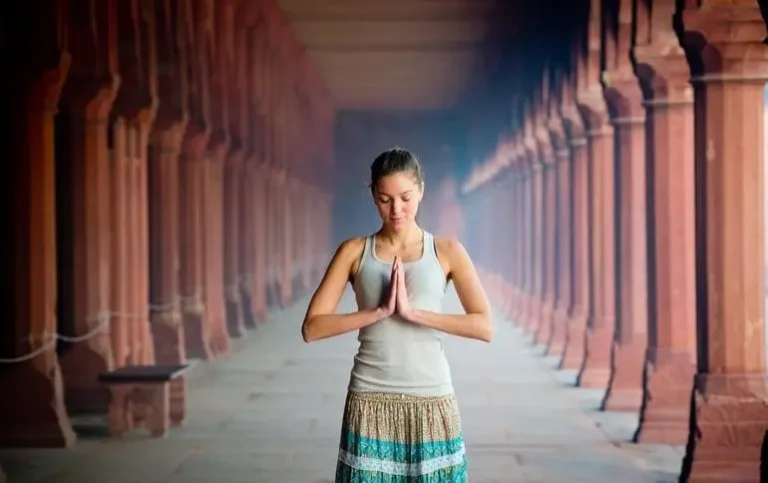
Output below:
[378,190,413,197]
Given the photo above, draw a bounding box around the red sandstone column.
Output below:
[517,142,534,328]
[109,118,130,366]
[119,3,161,363]
[58,0,119,413]
[203,143,230,355]
[576,95,615,387]
[547,111,571,358]
[249,27,269,323]
[508,148,521,321]
[535,119,558,348]
[602,35,649,411]
[224,149,246,338]
[632,1,697,443]
[138,123,155,364]
[253,160,269,322]
[204,1,233,356]
[223,4,250,338]
[679,4,768,480]
[180,0,214,360]
[522,123,543,334]
[571,0,616,387]
[560,106,589,371]
[0,24,76,447]
[511,140,525,322]
[113,0,159,362]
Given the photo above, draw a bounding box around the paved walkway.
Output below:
[1,287,684,482]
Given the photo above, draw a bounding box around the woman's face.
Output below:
[373,171,424,232]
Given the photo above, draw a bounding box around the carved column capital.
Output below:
[682,4,768,82]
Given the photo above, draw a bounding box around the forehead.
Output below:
[375,172,420,195]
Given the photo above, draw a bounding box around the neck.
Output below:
[378,222,422,248]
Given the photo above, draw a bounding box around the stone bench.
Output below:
[98,364,191,438]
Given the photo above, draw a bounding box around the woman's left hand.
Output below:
[395,258,414,320]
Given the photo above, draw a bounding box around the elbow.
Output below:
[477,314,494,343]
[301,321,316,343]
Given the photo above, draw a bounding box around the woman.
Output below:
[301,147,493,482]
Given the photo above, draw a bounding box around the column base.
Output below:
[513,293,528,328]
[225,296,248,339]
[0,358,77,448]
[602,340,646,412]
[181,310,214,360]
[210,324,231,357]
[576,322,614,388]
[546,307,568,357]
[634,350,695,445]
[533,301,555,347]
[59,338,112,414]
[525,298,543,335]
[680,373,768,482]
[239,288,258,329]
[560,311,587,370]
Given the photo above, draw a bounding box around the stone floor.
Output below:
[0,286,684,482]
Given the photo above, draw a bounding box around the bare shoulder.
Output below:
[336,237,366,258]
[433,236,472,276]
[434,236,469,260]
[335,237,367,276]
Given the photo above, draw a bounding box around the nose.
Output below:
[391,199,404,214]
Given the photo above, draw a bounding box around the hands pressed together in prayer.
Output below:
[380,256,413,321]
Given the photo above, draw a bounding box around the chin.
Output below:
[387,219,409,230]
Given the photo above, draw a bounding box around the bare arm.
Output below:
[404,238,493,342]
[301,238,388,343]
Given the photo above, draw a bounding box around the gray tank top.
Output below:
[348,230,454,396]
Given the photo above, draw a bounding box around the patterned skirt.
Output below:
[335,391,468,482]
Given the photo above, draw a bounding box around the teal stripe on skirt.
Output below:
[335,391,469,482]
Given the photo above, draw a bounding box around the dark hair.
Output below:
[369,147,424,191]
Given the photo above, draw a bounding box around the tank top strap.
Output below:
[421,230,439,263]
[362,234,374,263]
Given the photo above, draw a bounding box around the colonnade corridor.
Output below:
[4,0,768,482]
[0,287,684,483]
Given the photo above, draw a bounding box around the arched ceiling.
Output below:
[277,0,500,110]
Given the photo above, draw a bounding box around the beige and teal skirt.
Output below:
[335,391,468,482]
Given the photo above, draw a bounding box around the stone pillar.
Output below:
[535,122,557,348]
[508,140,523,322]
[0,14,76,446]
[202,140,230,355]
[517,143,534,328]
[602,56,648,412]
[204,1,233,356]
[249,26,269,323]
[511,144,525,322]
[548,113,572,358]
[576,93,616,388]
[560,112,589,371]
[224,147,246,338]
[113,3,153,365]
[679,4,768,481]
[523,126,543,334]
[632,1,697,445]
[109,118,130,366]
[57,0,119,413]
[179,133,211,360]
[180,0,213,360]
[224,4,251,337]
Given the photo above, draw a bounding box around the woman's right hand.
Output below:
[380,256,399,317]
